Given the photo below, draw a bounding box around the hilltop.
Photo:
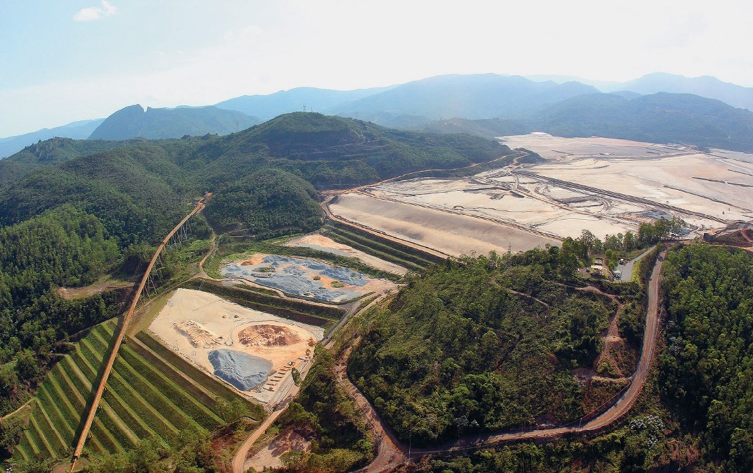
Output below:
[88,104,260,141]
[0,112,509,240]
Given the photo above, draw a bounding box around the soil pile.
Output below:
[239,324,303,347]
[174,320,218,348]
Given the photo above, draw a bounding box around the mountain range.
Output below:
[87,104,260,141]
[3,72,753,158]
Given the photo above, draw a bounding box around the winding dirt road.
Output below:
[345,251,666,472]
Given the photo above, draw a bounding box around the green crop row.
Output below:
[13,318,251,461]
[126,338,218,408]
[112,355,196,432]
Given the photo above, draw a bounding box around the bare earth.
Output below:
[328,135,753,258]
[285,233,408,275]
[329,193,558,256]
[149,288,323,404]
[245,427,312,471]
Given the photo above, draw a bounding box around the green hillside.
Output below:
[348,248,643,446]
[203,168,323,237]
[0,112,506,430]
[10,321,262,466]
[0,138,135,190]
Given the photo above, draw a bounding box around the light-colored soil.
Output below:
[57,279,132,300]
[529,153,753,223]
[285,233,408,275]
[329,193,559,256]
[245,427,312,471]
[149,288,323,403]
[499,133,688,160]
[330,136,753,258]
[239,324,301,347]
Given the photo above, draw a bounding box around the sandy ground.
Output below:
[149,289,323,403]
[328,136,753,258]
[284,234,408,275]
[245,427,311,471]
[329,193,558,256]
[499,133,688,160]
[527,153,753,223]
[57,279,132,300]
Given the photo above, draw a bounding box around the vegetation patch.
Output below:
[348,247,638,446]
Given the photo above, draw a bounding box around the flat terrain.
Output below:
[329,135,753,257]
[149,288,323,404]
[329,193,558,256]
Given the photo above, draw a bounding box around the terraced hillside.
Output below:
[324,220,446,272]
[12,321,262,463]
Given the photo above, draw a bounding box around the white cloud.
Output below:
[73,1,117,22]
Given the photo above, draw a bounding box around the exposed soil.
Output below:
[57,279,133,300]
[239,324,302,347]
[245,426,313,471]
[174,320,219,348]
[285,233,408,275]
[149,289,322,404]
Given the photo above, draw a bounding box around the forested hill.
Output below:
[416,92,753,152]
[88,104,260,140]
[0,138,138,190]
[0,112,508,242]
[0,112,506,423]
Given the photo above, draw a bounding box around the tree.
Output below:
[604,249,618,271]
[292,367,301,386]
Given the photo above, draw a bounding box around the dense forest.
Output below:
[278,346,374,472]
[203,168,323,237]
[392,243,753,472]
[0,206,123,414]
[659,244,753,469]
[348,246,642,446]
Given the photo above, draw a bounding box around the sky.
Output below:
[1,0,752,137]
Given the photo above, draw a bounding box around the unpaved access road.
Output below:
[348,252,666,472]
[231,360,313,473]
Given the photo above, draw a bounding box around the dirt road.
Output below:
[231,361,313,473]
[347,252,666,471]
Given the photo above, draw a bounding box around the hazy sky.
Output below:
[1,0,752,137]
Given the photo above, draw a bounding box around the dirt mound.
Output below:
[174,320,219,348]
[239,324,302,347]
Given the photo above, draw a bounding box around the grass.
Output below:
[11,318,264,464]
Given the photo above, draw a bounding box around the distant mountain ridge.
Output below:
[4,71,753,160]
[215,86,390,119]
[331,74,600,124]
[611,72,753,112]
[416,92,753,152]
[88,104,260,140]
[0,119,104,159]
